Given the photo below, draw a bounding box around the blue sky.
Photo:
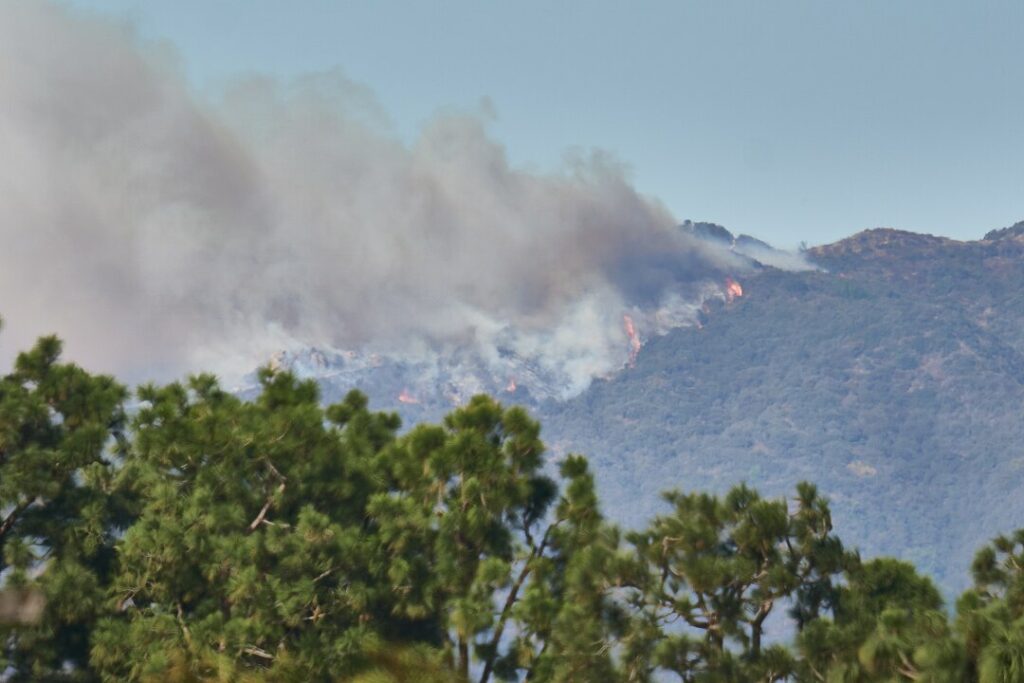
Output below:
[64,0,1024,247]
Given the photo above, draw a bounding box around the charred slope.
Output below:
[542,226,1024,593]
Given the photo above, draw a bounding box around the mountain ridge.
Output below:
[254,220,1024,594]
[542,220,1024,594]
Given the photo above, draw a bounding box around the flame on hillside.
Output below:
[252,280,741,405]
[623,314,641,367]
[725,277,743,302]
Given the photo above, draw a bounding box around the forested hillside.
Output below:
[244,224,1024,596]
[544,225,1024,593]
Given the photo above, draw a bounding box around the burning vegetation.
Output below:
[725,277,744,302]
[623,314,642,367]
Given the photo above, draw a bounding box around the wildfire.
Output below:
[397,388,419,404]
[623,314,641,366]
[724,277,743,302]
[506,377,517,393]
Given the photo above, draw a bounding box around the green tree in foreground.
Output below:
[798,558,965,681]
[87,370,623,682]
[958,531,1024,683]
[90,372,404,681]
[366,393,557,681]
[627,482,853,681]
[0,321,127,681]
[5,327,1024,681]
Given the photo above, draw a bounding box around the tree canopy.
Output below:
[1,325,1023,681]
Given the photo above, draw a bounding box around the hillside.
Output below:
[542,224,1024,593]
[258,222,1024,594]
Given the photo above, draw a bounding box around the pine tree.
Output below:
[0,323,128,681]
[497,455,641,683]
[11,321,1024,682]
[957,531,1024,683]
[91,372,402,681]
[798,558,965,681]
[366,395,559,681]
[628,482,852,682]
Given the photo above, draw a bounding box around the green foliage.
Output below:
[349,642,464,683]
[0,320,128,680]
[5,324,1024,681]
[367,394,559,680]
[798,559,966,681]
[627,482,853,681]
[91,373,408,681]
[956,532,1024,683]
[81,364,626,682]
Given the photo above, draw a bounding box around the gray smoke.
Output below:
[0,1,752,393]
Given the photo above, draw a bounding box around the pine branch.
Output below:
[176,602,193,649]
[479,520,559,683]
[0,498,35,539]
[243,645,274,660]
[247,482,286,533]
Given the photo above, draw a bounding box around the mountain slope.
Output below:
[542,226,1024,592]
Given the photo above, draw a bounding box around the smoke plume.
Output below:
[0,1,753,394]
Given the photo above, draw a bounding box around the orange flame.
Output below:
[506,377,517,393]
[725,277,743,302]
[397,388,419,404]
[623,314,641,366]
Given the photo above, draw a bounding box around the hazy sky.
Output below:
[63,0,1024,247]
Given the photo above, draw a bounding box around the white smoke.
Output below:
[733,242,818,272]
[0,1,755,394]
